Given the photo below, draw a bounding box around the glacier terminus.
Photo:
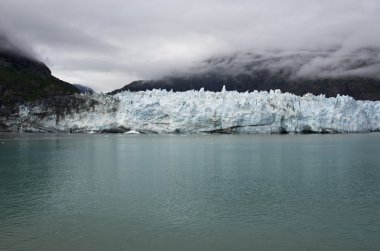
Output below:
[2,88,380,134]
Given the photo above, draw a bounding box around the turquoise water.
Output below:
[0,133,379,251]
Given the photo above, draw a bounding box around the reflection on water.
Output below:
[0,133,380,251]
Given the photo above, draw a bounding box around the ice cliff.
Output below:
[2,88,380,134]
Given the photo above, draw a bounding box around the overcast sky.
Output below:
[1,0,379,92]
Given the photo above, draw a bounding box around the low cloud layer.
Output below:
[1,0,380,91]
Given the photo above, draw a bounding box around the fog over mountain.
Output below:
[0,35,79,106]
[1,0,380,92]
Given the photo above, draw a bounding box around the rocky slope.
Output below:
[0,49,79,108]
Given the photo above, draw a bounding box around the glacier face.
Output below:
[4,88,380,134]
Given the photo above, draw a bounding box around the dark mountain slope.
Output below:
[0,50,79,107]
[112,74,380,101]
[111,51,380,101]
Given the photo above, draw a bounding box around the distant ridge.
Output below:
[73,84,95,94]
[111,52,380,101]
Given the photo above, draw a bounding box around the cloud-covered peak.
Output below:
[1,0,379,91]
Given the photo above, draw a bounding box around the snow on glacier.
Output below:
[17,88,380,134]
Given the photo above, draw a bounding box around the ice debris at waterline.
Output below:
[2,88,380,134]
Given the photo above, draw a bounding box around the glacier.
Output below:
[2,88,380,134]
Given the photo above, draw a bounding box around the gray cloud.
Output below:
[1,0,380,91]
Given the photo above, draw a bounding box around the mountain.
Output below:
[0,47,79,107]
[73,84,95,94]
[111,51,380,101]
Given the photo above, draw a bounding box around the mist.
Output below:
[0,34,36,59]
[1,0,380,91]
[193,48,380,80]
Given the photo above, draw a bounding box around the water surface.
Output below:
[0,133,379,251]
